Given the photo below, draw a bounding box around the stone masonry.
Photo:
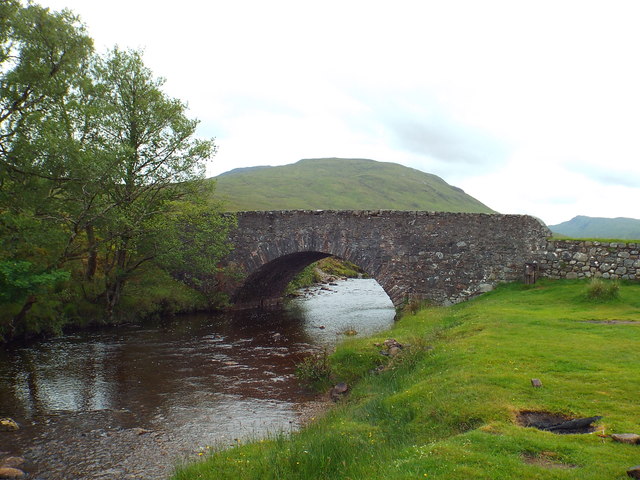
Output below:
[540,240,640,280]
[220,210,551,308]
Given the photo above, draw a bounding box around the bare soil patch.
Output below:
[522,451,578,470]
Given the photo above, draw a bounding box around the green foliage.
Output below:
[115,266,209,322]
[284,263,324,294]
[175,280,640,479]
[212,158,495,213]
[0,260,69,304]
[285,257,364,295]
[398,296,432,317]
[0,3,230,341]
[584,277,619,302]
[295,348,333,389]
[316,257,364,278]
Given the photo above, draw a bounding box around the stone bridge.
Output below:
[219,210,551,308]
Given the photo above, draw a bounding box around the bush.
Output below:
[585,278,619,301]
[295,349,333,388]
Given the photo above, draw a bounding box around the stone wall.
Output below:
[539,240,640,280]
[221,210,551,308]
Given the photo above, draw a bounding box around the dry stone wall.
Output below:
[540,240,640,280]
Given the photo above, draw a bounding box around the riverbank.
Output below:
[173,279,640,480]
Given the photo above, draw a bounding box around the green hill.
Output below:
[549,215,640,240]
[210,158,494,213]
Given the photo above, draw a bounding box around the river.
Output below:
[0,279,395,479]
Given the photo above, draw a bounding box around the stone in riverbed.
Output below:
[0,419,18,432]
[0,467,25,479]
[0,459,23,468]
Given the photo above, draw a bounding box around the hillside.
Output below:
[550,215,640,240]
[210,158,494,213]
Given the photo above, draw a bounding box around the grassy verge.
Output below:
[549,236,640,244]
[173,279,640,480]
[285,258,365,295]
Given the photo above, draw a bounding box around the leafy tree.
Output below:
[0,260,69,338]
[0,4,233,336]
[0,1,93,335]
[83,48,221,319]
[0,2,93,177]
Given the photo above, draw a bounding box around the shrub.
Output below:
[585,278,619,301]
[295,349,333,388]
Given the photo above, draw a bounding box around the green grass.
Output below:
[550,236,640,244]
[173,279,640,480]
[284,257,365,295]
[211,158,494,213]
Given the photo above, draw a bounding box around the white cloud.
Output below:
[38,0,640,224]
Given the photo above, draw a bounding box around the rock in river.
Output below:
[0,467,25,479]
[0,419,18,432]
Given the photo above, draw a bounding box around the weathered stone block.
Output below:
[574,252,589,262]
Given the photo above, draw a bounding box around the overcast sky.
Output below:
[39,0,640,225]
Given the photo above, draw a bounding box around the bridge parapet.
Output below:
[220,210,551,308]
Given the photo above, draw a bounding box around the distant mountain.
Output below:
[210,158,494,213]
[549,215,640,240]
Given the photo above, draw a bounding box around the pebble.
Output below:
[0,467,25,479]
[388,346,401,356]
[0,459,23,469]
[0,419,18,432]
[329,382,349,402]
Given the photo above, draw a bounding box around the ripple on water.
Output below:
[0,278,395,479]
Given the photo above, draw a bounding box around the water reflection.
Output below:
[0,279,394,479]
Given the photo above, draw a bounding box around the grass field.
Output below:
[173,279,640,479]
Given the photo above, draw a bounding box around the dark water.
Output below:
[0,279,394,479]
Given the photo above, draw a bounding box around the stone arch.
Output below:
[231,250,400,308]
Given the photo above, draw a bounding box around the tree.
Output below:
[85,48,220,319]
[0,2,93,336]
[0,2,93,177]
[0,5,233,336]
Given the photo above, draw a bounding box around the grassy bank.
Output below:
[285,258,365,295]
[174,279,640,480]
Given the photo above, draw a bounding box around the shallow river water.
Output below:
[0,279,395,479]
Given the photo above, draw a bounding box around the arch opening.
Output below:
[231,252,395,309]
[232,252,331,307]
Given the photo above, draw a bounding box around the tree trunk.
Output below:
[11,294,37,337]
[85,224,97,280]
[104,245,128,321]
[104,278,122,322]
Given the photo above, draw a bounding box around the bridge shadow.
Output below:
[231,252,389,309]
